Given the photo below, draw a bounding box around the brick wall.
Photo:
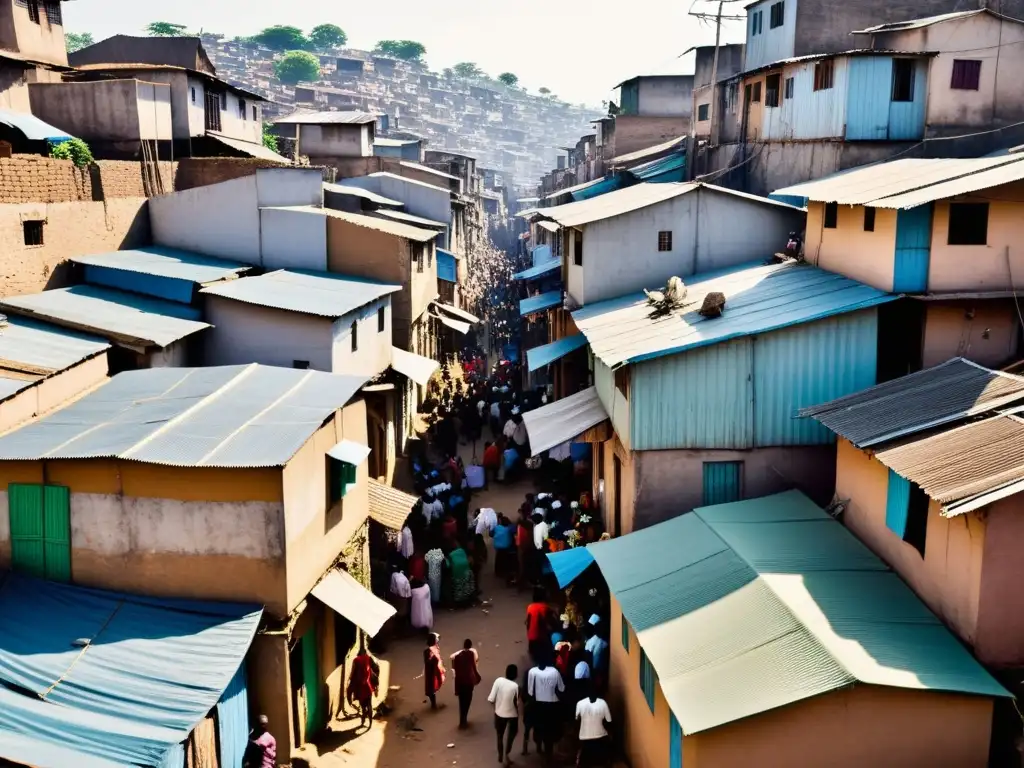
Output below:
[0,157,177,204]
[174,158,293,191]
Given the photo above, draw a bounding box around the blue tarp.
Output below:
[0,107,72,142]
[573,175,623,201]
[629,152,686,183]
[532,244,553,267]
[520,290,562,316]
[437,248,457,283]
[546,547,596,588]
[526,333,588,372]
[514,260,561,281]
[0,572,262,768]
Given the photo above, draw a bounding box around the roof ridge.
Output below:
[120,365,258,461]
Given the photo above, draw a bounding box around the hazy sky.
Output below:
[63,0,745,106]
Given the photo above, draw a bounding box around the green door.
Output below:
[301,626,323,737]
[9,483,71,582]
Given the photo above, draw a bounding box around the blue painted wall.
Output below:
[83,265,196,304]
[893,204,933,293]
[845,56,926,141]
[630,309,879,450]
[702,461,743,505]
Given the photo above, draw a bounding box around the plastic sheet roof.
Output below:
[201,269,400,318]
[514,260,561,281]
[0,107,71,141]
[772,155,1024,208]
[589,491,1010,736]
[520,290,562,316]
[800,358,1024,447]
[0,364,367,467]
[0,285,211,349]
[311,568,396,637]
[574,261,896,368]
[527,333,588,372]
[71,247,251,285]
[522,386,609,456]
[0,571,261,768]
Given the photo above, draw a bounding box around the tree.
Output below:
[274,50,320,84]
[453,62,483,79]
[538,86,551,95]
[254,25,309,51]
[146,22,188,37]
[309,24,347,50]
[65,32,94,52]
[374,40,426,62]
[262,123,280,154]
[497,72,518,87]
[442,67,454,79]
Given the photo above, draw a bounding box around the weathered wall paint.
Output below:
[744,0,798,71]
[922,300,1019,369]
[807,200,897,292]
[595,358,630,452]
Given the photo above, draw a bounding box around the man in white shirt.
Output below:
[503,417,518,441]
[400,525,414,559]
[487,664,519,766]
[526,658,564,760]
[576,692,612,767]
[532,514,550,550]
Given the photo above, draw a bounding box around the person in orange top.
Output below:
[482,441,501,488]
[525,587,551,661]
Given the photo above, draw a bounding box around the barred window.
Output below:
[44,0,61,25]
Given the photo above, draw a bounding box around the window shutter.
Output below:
[43,484,71,582]
[9,484,45,577]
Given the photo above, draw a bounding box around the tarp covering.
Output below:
[207,130,291,163]
[0,572,262,768]
[522,386,609,456]
[527,333,588,372]
[391,346,439,386]
[628,152,686,183]
[327,439,372,466]
[311,568,396,637]
[546,546,596,588]
[437,314,470,335]
[434,301,479,325]
[0,107,72,141]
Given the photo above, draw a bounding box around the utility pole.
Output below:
[707,0,724,144]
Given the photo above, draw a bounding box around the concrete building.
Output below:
[0,364,392,760]
[0,0,68,112]
[373,136,423,161]
[690,44,745,141]
[274,110,377,158]
[775,154,1024,371]
[523,260,896,534]
[332,171,452,249]
[575,490,1008,768]
[804,359,1024,670]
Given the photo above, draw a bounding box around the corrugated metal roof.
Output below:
[311,568,395,637]
[374,137,419,147]
[0,572,261,768]
[201,269,400,318]
[522,386,610,456]
[852,9,989,33]
[374,209,447,228]
[0,285,210,349]
[324,208,439,242]
[526,333,588,372]
[771,156,1024,207]
[588,490,1010,736]
[738,49,936,79]
[71,247,251,285]
[0,364,367,467]
[323,182,403,207]
[520,290,562,316]
[368,478,417,529]
[800,358,1024,447]
[875,414,1024,516]
[274,110,377,125]
[574,261,896,368]
[0,317,109,375]
[535,220,561,232]
[0,107,71,141]
[514,260,561,282]
[207,131,291,163]
[871,157,1024,209]
[546,546,596,588]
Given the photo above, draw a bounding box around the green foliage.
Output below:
[255,25,309,51]
[442,67,453,79]
[49,138,94,167]
[64,32,94,53]
[373,39,426,62]
[453,62,483,79]
[309,24,347,50]
[538,86,551,95]
[262,123,279,153]
[146,22,188,37]
[497,72,518,87]
[274,50,321,84]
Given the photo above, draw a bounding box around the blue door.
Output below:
[670,712,684,766]
[893,204,933,293]
[702,461,742,506]
[846,57,892,140]
[885,468,911,537]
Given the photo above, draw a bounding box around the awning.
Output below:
[520,290,562,316]
[437,314,470,334]
[523,386,610,456]
[547,546,596,588]
[327,439,371,466]
[368,478,417,529]
[0,107,71,141]
[208,131,292,163]
[514,260,560,281]
[536,220,561,232]
[527,333,588,372]
[391,346,438,386]
[311,567,396,637]
[433,300,479,324]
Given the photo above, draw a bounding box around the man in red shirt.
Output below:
[451,638,481,728]
[525,587,551,661]
[482,441,501,488]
